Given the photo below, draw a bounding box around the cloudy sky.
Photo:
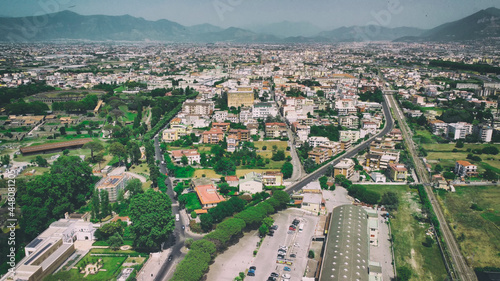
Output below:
[2,0,499,29]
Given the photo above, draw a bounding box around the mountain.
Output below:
[420,7,500,41]
[318,26,425,42]
[244,21,323,38]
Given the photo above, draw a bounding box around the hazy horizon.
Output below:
[2,0,499,30]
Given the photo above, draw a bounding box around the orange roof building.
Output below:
[195,184,225,209]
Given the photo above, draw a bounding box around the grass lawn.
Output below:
[253,141,289,151]
[14,147,93,163]
[179,193,202,211]
[425,147,500,173]
[364,185,448,281]
[119,105,137,122]
[71,255,127,280]
[437,186,500,268]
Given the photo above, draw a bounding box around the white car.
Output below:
[282,274,291,279]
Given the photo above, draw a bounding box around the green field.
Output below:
[423,143,500,173]
[437,186,500,268]
[179,193,202,211]
[253,141,289,151]
[364,185,448,281]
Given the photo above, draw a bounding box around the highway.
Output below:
[285,93,394,194]
[385,93,478,281]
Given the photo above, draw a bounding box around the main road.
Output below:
[385,92,477,281]
[285,93,394,194]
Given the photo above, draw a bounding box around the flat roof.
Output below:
[20,138,92,154]
[320,205,369,281]
[195,184,225,205]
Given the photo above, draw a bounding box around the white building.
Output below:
[308,136,330,147]
[448,122,473,140]
[340,130,360,142]
[252,102,278,119]
[239,172,263,194]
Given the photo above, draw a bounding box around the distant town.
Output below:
[0,17,499,281]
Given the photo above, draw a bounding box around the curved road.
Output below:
[285,94,394,194]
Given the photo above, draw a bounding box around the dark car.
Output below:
[267,277,276,281]
[168,255,173,261]
[271,225,278,230]
[290,253,296,258]
[250,266,256,271]
[277,254,285,259]
[292,219,300,225]
[270,272,279,277]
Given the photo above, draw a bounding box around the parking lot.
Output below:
[205,208,320,281]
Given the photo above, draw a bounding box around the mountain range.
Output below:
[0,8,498,43]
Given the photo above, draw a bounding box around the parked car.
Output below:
[284,266,291,271]
[271,225,278,230]
[250,266,256,271]
[270,272,279,277]
[282,274,291,279]
[277,254,285,259]
[267,277,276,281]
[290,253,296,258]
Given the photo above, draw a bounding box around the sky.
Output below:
[1,0,499,30]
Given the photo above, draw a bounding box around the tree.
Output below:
[59,127,66,135]
[319,176,328,189]
[482,169,497,181]
[379,192,399,211]
[91,191,101,221]
[308,250,315,258]
[397,266,413,281]
[125,178,144,197]
[258,224,269,235]
[262,217,274,228]
[272,190,290,208]
[443,171,456,180]
[434,164,443,174]
[35,156,49,167]
[63,149,70,155]
[482,146,499,155]
[108,232,124,251]
[100,190,111,218]
[127,142,142,165]
[262,145,267,151]
[214,158,236,176]
[95,221,123,240]
[129,189,175,251]
[271,150,285,161]
[200,213,214,232]
[455,140,464,148]
[109,142,126,165]
[1,155,10,166]
[181,155,189,166]
[303,158,316,173]
[281,162,293,179]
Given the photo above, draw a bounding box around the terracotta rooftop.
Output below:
[195,184,225,205]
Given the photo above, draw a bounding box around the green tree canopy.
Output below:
[129,189,175,251]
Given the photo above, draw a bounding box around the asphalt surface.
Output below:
[285,95,394,195]
[385,93,477,281]
[151,135,201,281]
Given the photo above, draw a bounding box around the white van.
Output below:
[299,223,304,232]
[175,214,180,221]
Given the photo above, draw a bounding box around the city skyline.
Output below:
[2,0,499,30]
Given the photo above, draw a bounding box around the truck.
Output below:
[175,214,180,221]
[298,223,304,232]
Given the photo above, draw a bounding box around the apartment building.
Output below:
[262,171,284,186]
[228,91,254,108]
[340,130,360,142]
[171,149,201,165]
[429,120,448,135]
[227,135,239,152]
[387,163,407,182]
[339,115,359,129]
[265,122,288,138]
[448,122,473,140]
[308,136,330,147]
[454,160,478,177]
[182,101,214,115]
[212,122,230,133]
[228,129,250,142]
[253,102,278,119]
[202,128,224,144]
[334,158,355,179]
[308,147,331,165]
[95,174,129,202]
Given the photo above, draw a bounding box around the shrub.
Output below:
[308,250,315,258]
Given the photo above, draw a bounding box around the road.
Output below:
[137,136,202,281]
[385,93,477,281]
[284,93,394,195]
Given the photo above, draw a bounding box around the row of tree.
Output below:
[172,190,290,281]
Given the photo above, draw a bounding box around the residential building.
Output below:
[239,108,253,123]
[202,128,224,144]
[340,130,360,142]
[195,184,225,209]
[212,122,230,132]
[302,181,322,193]
[265,122,288,138]
[227,135,239,152]
[226,113,239,123]
[95,174,129,202]
[228,129,250,142]
[387,163,407,182]
[335,99,357,115]
[228,91,254,108]
[338,115,359,129]
[225,175,239,187]
[308,147,331,164]
[334,158,355,178]
[448,122,473,140]
[454,160,478,177]
[370,172,386,183]
[340,137,351,151]
[162,128,178,142]
[239,172,263,194]
[429,120,448,135]
[213,110,228,123]
[262,171,284,186]
[412,95,425,106]
[477,124,493,142]
[182,101,214,115]
[253,102,278,119]
[308,136,330,147]
[171,149,200,165]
